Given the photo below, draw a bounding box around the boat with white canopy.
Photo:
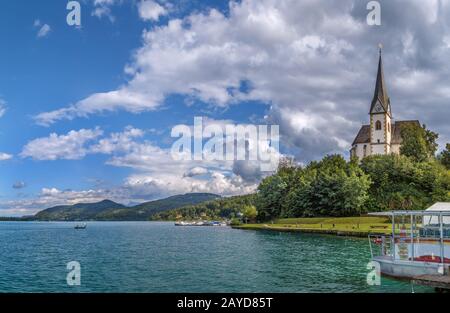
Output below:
[368,203,450,278]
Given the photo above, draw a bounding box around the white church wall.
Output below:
[352,144,369,160]
[371,114,385,144]
[385,116,392,145]
[371,144,385,155]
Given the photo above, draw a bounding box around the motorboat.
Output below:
[74,223,87,230]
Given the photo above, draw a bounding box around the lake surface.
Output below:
[0,222,433,293]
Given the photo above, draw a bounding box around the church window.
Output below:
[375,120,382,130]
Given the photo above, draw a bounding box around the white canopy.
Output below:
[424,202,450,226]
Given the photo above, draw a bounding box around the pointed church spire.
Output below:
[370,45,391,116]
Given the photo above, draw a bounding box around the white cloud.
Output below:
[9,122,282,214]
[0,187,122,217]
[0,99,6,118]
[90,126,145,154]
[0,152,12,161]
[97,123,271,198]
[39,187,113,204]
[183,166,208,177]
[32,0,363,162]
[35,89,157,126]
[0,169,255,216]
[37,24,51,38]
[124,170,256,200]
[92,7,113,21]
[33,0,450,161]
[91,0,120,22]
[138,0,167,21]
[20,128,103,160]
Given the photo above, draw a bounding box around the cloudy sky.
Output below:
[1,0,449,216]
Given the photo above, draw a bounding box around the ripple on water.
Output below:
[0,222,434,293]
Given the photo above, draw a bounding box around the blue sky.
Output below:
[1,0,449,216]
[0,0,269,215]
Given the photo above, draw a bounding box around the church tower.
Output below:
[369,47,392,155]
[351,47,421,161]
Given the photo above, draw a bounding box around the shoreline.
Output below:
[232,224,389,238]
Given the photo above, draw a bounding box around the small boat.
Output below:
[74,223,87,230]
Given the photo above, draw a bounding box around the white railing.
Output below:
[368,234,393,259]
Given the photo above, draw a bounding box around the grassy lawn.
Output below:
[234,216,394,237]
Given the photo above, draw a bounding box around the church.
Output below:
[350,50,420,160]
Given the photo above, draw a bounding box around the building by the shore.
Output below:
[350,50,420,160]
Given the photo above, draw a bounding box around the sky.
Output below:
[0,0,449,216]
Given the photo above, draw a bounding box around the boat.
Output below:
[368,203,450,279]
[174,220,228,227]
[175,221,194,226]
[74,223,87,230]
[211,221,228,227]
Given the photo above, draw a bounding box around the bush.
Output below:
[257,155,371,220]
[360,154,450,211]
[256,153,449,220]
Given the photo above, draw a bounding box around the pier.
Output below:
[412,274,450,291]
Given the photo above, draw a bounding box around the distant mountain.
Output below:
[96,193,221,221]
[33,193,221,221]
[34,200,126,221]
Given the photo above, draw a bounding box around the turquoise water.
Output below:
[0,222,433,293]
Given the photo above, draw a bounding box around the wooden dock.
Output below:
[412,274,450,291]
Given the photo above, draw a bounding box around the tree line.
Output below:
[256,124,450,221]
[153,124,449,222]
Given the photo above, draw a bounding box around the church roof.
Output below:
[352,120,421,146]
[352,125,370,145]
[391,120,420,144]
[369,51,391,116]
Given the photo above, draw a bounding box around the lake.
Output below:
[0,222,432,293]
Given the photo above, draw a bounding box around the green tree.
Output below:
[424,125,439,157]
[256,174,289,221]
[360,154,450,211]
[438,143,450,170]
[400,124,438,162]
[304,155,371,217]
[257,154,371,219]
[150,194,257,221]
[243,205,258,223]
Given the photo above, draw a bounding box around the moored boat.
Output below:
[369,203,450,279]
[174,220,228,227]
[74,223,87,230]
